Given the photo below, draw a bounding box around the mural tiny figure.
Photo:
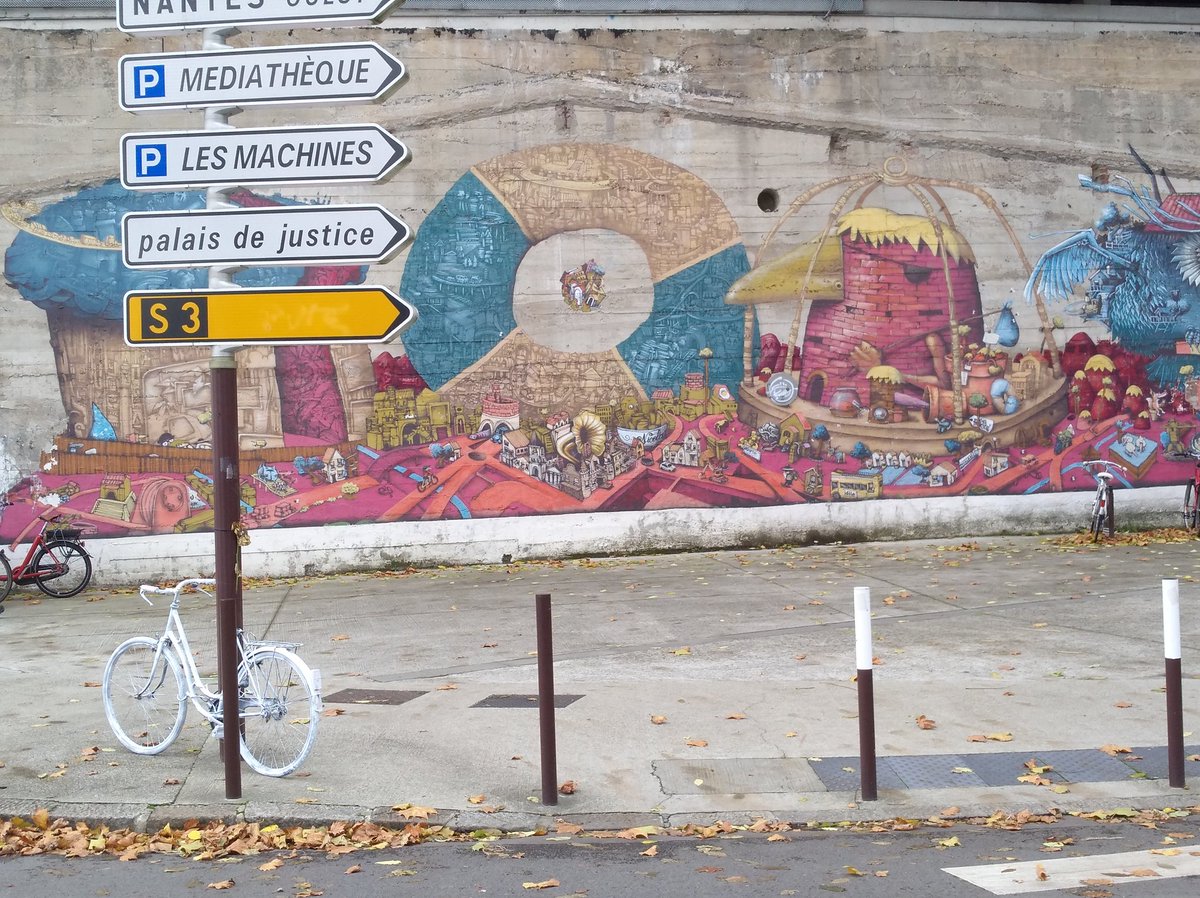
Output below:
[560,259,607,312]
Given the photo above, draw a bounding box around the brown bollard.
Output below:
[536,593,558,806]
[854,586,878,801]
[1163,580,1186,788]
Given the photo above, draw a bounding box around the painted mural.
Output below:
[3,143,1199,544]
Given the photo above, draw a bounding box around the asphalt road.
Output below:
[3,817,1200,897]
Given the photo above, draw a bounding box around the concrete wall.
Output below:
[1,4,1198,581]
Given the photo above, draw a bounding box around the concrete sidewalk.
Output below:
[1,534,1198,830]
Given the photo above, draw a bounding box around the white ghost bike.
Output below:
[102,578,321,777]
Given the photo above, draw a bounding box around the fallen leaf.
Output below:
[330,634,350,641]
[845,866,865,876]
[259,858,283,871]
[436,683,458,691]
[163,778,181,786]
[32,808,50,829]
[936,837,961,848]
[951,767,974,774]
[558,781,577,795]
[391,803,436,819]
[1036,863,1048,882]
[1100,744,1131,756]
[468,794,487,804]
[345,865,361,874]
[1114,701,1133,709]
[726,713,747,720]
[1128,868,1160,877]
[874,871,889,877]
[206,881,234,891]
[915,715,937,730]
[80,681,101,688]
[650,715,668,725]
[522,880,560,890]
[670,646,692,655]
[294,798,318,805]
[685,738,708,747]
[640,845,658,857]
[783,605,796,611]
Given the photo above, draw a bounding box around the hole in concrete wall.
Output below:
[757,189,779,213]
[512,230,654,353]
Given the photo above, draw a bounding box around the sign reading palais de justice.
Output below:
[117,0,403,34]
[122,204,411,268]
[124,285,418,346]
[120,124,409,189]
[120,43,406,111]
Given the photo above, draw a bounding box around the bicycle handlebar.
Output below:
[138,578,216,606]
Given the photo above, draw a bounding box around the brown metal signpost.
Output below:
[117,2,413,799]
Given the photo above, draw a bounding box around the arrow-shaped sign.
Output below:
[122,205,412,269]
[121,124,409,189]
[116,0,404,34]
[124,286,418,346]
[119,42,406,112]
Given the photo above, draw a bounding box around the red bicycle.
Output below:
[0,502,94,602]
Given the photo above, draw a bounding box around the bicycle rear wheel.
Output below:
[1186,482,1200,532]
[31,539,92,597]
[103,637,187,754]
[0,552,12,603]
[238,647,319,777]
[1090,485,1115,541]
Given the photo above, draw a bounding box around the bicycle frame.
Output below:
[138,579,301,732]
[1,508,86,584]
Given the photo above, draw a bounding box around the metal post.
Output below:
[535,593,558,806]
[203,25,244,800]
[1163,579,1186,788]
[854,586,878,801]
[211,352,241,799]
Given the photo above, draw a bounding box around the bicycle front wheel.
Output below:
[31,539,92,597]
[0,551,12,603]
[103,637,187,755]
[1186,482,1199,532]
[238,647,319,777]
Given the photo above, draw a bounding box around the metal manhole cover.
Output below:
[323,688,428,706]
[471,694,583,708]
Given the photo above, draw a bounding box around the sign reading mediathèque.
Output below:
[116,0,404,34]
[120,43,406,111]
[120,124,410,189]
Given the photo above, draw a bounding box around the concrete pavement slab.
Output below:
[1,534,1198,831]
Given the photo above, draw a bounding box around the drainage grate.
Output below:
[1123,745,1200,780]
[471,693,583,709]
[809,757,905,791]
[323,688,428,706]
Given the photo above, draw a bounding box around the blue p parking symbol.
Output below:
[132,64,166,99]
[134,143,168,179]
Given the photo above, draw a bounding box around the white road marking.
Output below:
[943,848,1200,895]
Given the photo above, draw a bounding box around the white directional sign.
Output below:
[120,43,406,112]
[122,204,412,268]
[117,0,403,34]
[120,124,409,189]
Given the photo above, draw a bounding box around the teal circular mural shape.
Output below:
[399,155,753,396]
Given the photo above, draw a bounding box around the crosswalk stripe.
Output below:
[943,848,1200,895]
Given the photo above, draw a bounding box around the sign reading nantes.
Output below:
[117,0,403,33]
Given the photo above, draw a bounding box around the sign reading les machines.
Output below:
[124,286,418,346]
[122,204,412,268]
[121,124,409,188]
[117,0,404,34]
[120,42,406,111]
